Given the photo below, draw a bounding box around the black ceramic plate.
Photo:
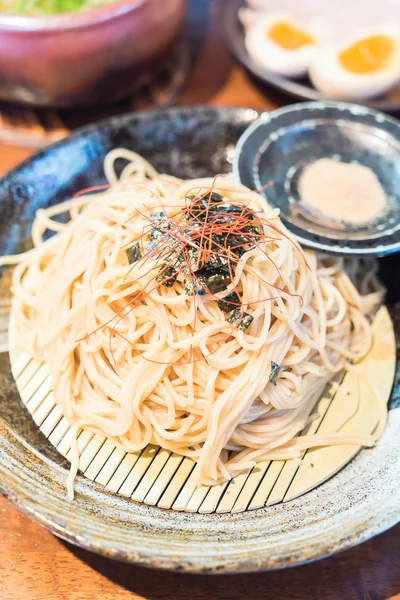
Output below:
[221,0,400,114]
[0,107,399,573]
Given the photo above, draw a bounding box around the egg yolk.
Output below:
[267,22,315,50]
[339,35,395,74]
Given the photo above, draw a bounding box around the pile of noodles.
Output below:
[1,149,385,499]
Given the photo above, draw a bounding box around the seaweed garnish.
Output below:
[125,242,141,265]
[227,308,254,332]
[156,265,177,287]
[129,190,264,323]
[201,272,230,294]
[184,277,206,296]
[217,291,241,313]
[269,361,281,385]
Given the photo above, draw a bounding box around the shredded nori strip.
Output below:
[212,203,252,217]
[269,361,281,386]
[181,248,201,274]
[217,291,241,313]
[125,242,141,265]
[149,212,171,242]
[203,272,230,294]
[210,232,251,258]
[186,192,224,221]
[184,267,230,296]
[184,278,206,296]
[227,308,253,332]
[156,265,177,287]
[208,192,224,203]
[207,253,229,270]
[230,245,246,259]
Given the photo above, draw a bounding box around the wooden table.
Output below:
[0,1,399,598]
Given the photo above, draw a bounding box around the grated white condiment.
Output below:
[298,158,386,225]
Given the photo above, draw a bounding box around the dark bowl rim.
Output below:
[0,0,154,31]
[0,106,260,186]
[232,99,400,257]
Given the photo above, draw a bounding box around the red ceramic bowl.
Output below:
[0,0,187,107]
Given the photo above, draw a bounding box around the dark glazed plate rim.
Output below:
[221,0,400,113]
[0,105,259,190]
[233,100,400,257]
[0,106,399,574]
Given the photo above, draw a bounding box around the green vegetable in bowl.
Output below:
[0,0,111,15]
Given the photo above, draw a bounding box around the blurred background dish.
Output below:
[308,26,400,101]
[1,0,120,14]
[0,43,189,147]
[222,0,400,112]
[0,0,187,107]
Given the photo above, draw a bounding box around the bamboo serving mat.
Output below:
[9,306,395,513]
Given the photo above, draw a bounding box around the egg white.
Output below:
[239,7,259,30]
[309,26,400,99]
[244,14,326,78]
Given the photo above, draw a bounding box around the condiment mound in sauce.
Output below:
[298,158,387,226]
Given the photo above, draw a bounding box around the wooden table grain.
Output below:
[0,1,399,598]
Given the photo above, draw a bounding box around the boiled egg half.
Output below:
[244,14,325,78]
[309,26,400,99]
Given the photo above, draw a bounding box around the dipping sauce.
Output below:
[298,158,386,225]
